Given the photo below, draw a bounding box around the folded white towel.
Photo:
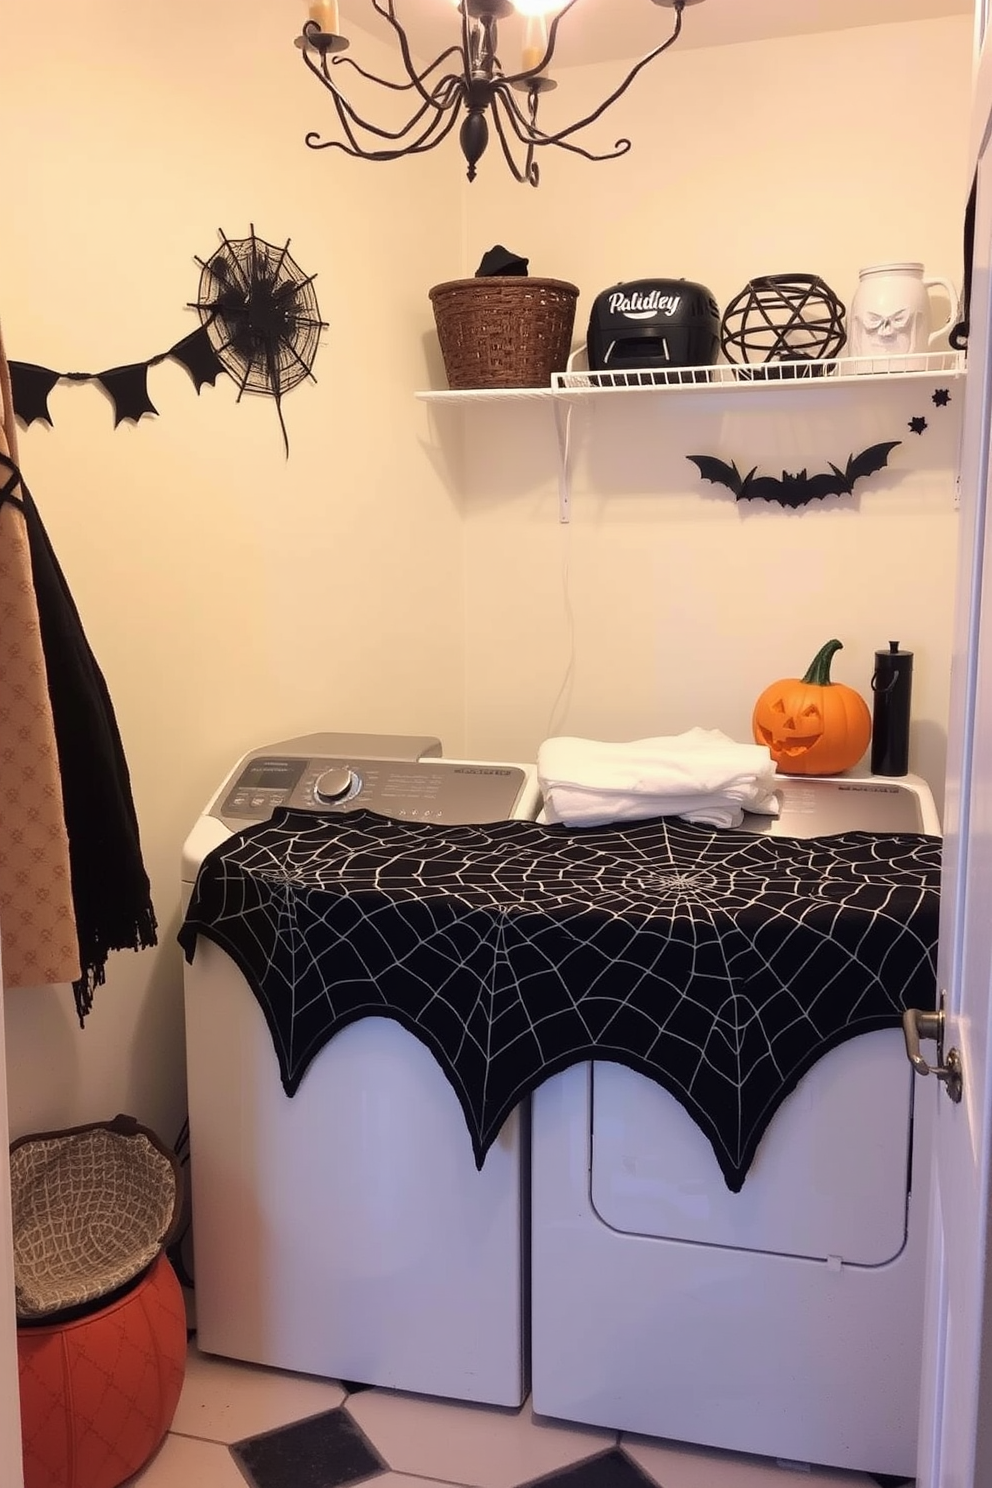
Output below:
[538,729,779,829]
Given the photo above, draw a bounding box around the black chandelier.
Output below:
[296,0,703,187]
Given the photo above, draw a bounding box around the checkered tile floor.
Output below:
[120,1342,907,1488]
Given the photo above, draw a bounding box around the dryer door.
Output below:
[590,1028,914,1264]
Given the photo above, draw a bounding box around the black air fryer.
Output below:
[586,278,720,374]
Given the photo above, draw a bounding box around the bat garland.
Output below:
[8,228,326,456]
[687,388,953,509]
[10,327,224,429]
[687,442,901,509]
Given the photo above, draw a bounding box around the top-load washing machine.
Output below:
[530,774,941,1480]
[181,732,541,1406]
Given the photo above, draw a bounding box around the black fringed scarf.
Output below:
[0,452,157,1020]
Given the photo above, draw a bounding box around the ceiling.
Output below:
[334,0,974,68]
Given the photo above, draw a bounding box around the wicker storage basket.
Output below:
[429,276,579,389]
[10,1114,183,1321]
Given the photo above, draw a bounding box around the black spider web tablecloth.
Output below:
[178,808,940,1191]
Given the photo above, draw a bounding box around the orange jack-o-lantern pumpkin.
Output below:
[752,639,872,776]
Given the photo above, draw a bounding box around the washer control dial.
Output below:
[314,766,360,804]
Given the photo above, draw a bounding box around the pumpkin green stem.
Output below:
[802,639,844,686]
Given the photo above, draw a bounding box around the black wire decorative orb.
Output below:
[720,274,846,371]
[193,225,327,454]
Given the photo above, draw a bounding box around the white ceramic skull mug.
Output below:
[848,263,958,366]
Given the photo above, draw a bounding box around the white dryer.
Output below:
[181,732,541,1406]
[530,774,940,1480]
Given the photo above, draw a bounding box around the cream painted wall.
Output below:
[450,16,973,813]
[0,8,974,1146]
[0,1,463,1143]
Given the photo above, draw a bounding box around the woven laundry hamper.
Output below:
[12,1115,187,1488]
[429,276,579,389]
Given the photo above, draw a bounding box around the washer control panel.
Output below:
[216,754,528,828]
[743,777,929,836]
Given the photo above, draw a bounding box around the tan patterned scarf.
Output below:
[0,320,80,988]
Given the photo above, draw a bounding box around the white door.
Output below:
[916,21,992,1485]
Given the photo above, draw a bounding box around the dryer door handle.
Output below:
[902,999,963,1102]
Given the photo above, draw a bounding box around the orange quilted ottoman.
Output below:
[17,1253,187,1488]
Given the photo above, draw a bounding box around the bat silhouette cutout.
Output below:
[9,362,61,427]
[169,327,225,393]
[95,364,159,427]
[687,441,901,509]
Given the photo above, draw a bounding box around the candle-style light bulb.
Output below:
[308,0,340,35]
[522,14,548,73]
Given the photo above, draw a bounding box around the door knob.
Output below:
[902,1000,963,1103]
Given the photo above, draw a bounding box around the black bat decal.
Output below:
[95,364,159,427]
[9,362,61,427]
[687,441,901,509]
[169,327,225,393]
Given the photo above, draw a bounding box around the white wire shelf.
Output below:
[416,350,966,402]
[554,350,966,393]
[416,349,966,524]
[416,385,557,404]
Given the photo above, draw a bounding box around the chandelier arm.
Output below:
[533,128,633,163]
[313,41,463,115]
[434,75,465,109]
[551,135,632,163]
[304,50,463,146]
[305,81,415,156]
[525,4,686,147]
[305,89,444,151]
[383,96,467,157]
[491,82,629,163]
[328,43,465,93]
[307,90,465,161]
[493,80,550,142]
[329,87,447,145]
[486,94,539,185]
[365,0,465,108]
[487,81,606,158]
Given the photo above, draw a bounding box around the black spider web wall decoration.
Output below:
[193,226,327,457]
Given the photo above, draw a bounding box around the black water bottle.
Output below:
[871,641,914,776]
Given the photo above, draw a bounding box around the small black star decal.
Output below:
[933,388,951,407]
[909,416,928,434]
